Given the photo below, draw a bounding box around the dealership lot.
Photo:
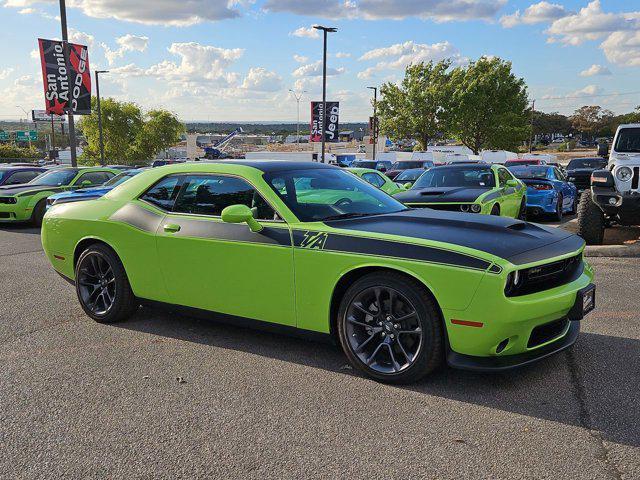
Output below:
[1,227,639,479]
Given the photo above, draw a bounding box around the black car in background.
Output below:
[0,166,46,186]
[566,157,608,191]
[385,160,435,180]
[350,160,392,173]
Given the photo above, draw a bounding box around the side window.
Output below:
[362,172,384,188]
[554,168,565,181]
[140,175,181,210]
[497,168,511,186]
[6,171,40,185]
[173,175,277,220]
[76,171,112,186]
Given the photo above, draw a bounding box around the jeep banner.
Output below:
[310,101,339,143]
[38,38,91,116]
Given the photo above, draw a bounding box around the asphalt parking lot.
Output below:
[1,226,639,479]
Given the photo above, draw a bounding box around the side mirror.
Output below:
[221,204,263,233]
[81,180,93,187]
[506,179,519,187]
[403,182,413,190]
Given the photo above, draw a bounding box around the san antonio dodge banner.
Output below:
[38,38,91,116]
[310,101,339,143]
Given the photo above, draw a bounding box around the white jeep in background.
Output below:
[577,123,640,244]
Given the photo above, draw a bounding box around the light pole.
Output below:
[313,25,337,163]
[288,89,307,150]
[367,86,377,161]
[16,106,32,148]
[95,70,109,165]
[58,0,78,167]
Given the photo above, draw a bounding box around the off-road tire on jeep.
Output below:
[577,192,605,245]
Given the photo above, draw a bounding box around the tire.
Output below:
[490,204,500,216]
[552,194,563,221]
[75,244,139,323]
[517,198,527,220]
[31,199,47,227]
[336,271,443,384]
[576,193,605,245]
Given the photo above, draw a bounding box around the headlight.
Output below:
[470,204,481,213]
[459,204,469,212]
[616,166,632,182]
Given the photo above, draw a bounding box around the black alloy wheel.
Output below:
[337,272,443,383]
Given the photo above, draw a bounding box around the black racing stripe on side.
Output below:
[171,218,291,246]
[292,231,491,271]
[483,191,501,202]
[110,202,164,233]
[504,187,516,195]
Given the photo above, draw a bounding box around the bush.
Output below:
[0,143,41,159]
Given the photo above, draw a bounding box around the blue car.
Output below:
[508,165,578,221]
[46,168,146,209]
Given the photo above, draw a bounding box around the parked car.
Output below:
[151,159,186,168]
[566,157,608,191]
[385,160,435,180]
[46,168,147,209]
[42,161,595,383]
[351,160,392,173]
[0,166,46,186]
[346,167,403,195]
[106,164,134,171]
[508,165,578,220]
[394,168,425,188]
[0,167,119,226]
[394,163,526,218]
[504,158,547,168]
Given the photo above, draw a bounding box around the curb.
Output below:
[584,243,640,257]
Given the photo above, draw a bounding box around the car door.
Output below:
[154,173,296,326]
[496,167,519,216]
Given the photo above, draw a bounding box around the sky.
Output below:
[0,0,639,122]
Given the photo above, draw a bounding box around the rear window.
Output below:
[614,128,640,153]
[567,158,607,169]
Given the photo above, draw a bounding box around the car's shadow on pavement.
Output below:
[118,306,640,448]
[0,225,40,235]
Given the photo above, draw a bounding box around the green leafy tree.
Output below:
[79,98,184,165]
[377,60,453,149]
[448,57,530,154]
[0,143,40,160]
[570,105,614,139]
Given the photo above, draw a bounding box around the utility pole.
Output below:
[313,25,337,163]
[288,89,307,150]
[529,99,535,153]
[367,86,377,161]
[95,70,109,165]
[59,0,77,167]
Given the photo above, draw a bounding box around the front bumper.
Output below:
[526,190,557,214]
[592,187,640,223]
[0,201,31,222]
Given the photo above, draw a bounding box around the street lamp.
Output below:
[313,25,337,163]
[288,89,307,150]
[367,86,377,161]
[95,70,109,166]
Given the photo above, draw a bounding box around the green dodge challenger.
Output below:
[0,166,119,226]
[42,161,595,383]
[394,163,527,218]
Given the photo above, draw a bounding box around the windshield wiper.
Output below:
[322,212,380,221]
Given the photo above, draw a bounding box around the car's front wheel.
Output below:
[337,272,443,384]
[75,244,139,323]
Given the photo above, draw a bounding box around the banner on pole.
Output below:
[32,109,66,123]
[310,101,339,143]
[38,38,91,116]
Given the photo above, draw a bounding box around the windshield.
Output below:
[413,166,495,188]
[264,168,407,222]
[567,158,607,169]
[509,166,549,179]
[390,161,426,170]
[29,169,78,186]
[614,128,640,153]
[352,161,377,169]
[103,170,139,187]
[0,169,10,182]
[505,160,539,167]
[396,169,424,182]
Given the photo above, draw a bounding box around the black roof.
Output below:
[431,163,491,170]
[212,160,337,173]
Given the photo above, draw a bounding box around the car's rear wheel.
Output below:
[568,193,578,215]
[75,244,138,323]
[490,204,500,216]
[552,194,563,221]
[517,198,527,220]
[31,199,47,227]
[337,272,443,384]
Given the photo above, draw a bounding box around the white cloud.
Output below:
[292,60,345,77]
[601,31,640,67]
[289,26,320,39]
[241,67,283,92]
[334,52,351,58]
[358,40,465,79]
[579,64,612,77]
[293,54,308,63]
[102,34,149,65]
[0,68,14,80]
[69,28,95,48]
[500,1,569,28]
[3,0,241,26]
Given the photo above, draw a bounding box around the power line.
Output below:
[536,90,640,103]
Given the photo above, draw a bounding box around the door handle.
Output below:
[163,223,181,233]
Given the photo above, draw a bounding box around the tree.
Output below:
[377,60,452,149]
[448,57,530,154]
[79,98,184,165]
[532,111,572,138]
[0,143,40,160]
[570,106,614,139]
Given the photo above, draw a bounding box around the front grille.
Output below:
[409,203,469,212]
[568,173,591,190]
[528,318,569,348]
[505,254,583,297]
[0,212,11,218]
[0,197,17,204]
